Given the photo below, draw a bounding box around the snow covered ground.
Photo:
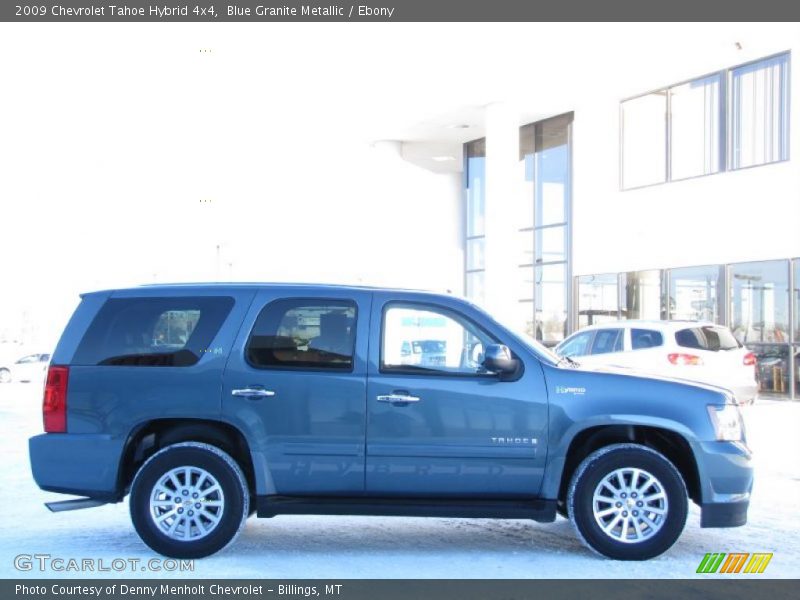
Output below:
[0,381,797,579]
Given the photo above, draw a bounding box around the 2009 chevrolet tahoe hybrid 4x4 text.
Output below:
[29,284,753,560]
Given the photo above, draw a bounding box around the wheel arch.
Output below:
[118,418,256,499]
[555,424,701,509]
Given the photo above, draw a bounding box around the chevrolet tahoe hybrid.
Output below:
[29,284,753,560]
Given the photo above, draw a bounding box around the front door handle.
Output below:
[377,393,420,404]
[232,388,276,399]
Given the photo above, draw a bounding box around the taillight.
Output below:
[743,352,757,367]
[668,353,704,366]
[43,365,69,433]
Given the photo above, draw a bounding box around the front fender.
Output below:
[538,363,728,500]
[539,415,700,500]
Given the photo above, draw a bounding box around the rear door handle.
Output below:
[377,393,420,404]
[232,388,276,398]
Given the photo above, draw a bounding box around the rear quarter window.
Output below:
[72,296,234,366]
[675,326,740,351]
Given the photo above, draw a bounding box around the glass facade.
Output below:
[576,258,799,400]
[795,259,800,397]
[463,114,572,347]
[620,270,663,320]
[577,273,619,328]
[518,113,573,346]
[621,52,790,189]
[730,260,790,344]
[668,265,724,323]
[731,260,791,399]
[464,138,486,306]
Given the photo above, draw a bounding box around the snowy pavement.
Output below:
[1,382,798,579]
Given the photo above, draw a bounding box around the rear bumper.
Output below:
[694,440,753,528]
[728,383,758,406]
[29,433,125,501]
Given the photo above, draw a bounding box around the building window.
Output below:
[577,273,619,328]
[620,270,663,320]
[464,138,486,305]
[794,259,799,397]
[793,258,800,343]
[621,52,789,189]
[465,237,485,271]
[536,263,568,345]
[621,92,667,189]
[465,270,485,304]
[730,260,790,344]
[731,260,790,398]
[731,53,790,169]
[670,74,723,180]
[752,344,791,396]
[518,113,573,346]
[668,265,724,323]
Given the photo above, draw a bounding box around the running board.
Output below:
[257,495,557,522]
[45,498,108,512]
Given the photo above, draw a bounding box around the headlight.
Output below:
[707,404,743,441]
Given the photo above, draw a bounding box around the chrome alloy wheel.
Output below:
[149,466,225,541]
[592,467,668,544]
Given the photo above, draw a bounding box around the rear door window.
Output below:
[631,328,664,350]
[675,326,740,351]
[589,328,623,355]
[246,299,357,371]
[73,296,234,366]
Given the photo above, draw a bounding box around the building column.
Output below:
[483,101,520,324]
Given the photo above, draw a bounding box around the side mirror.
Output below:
[482,344,519,376]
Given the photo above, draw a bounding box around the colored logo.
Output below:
[697,552,773,574]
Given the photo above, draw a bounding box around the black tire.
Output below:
[567,443,688,560]
[130,442,249,558]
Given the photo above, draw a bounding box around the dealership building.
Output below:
[390,29,800,400]
[2,24,798,400]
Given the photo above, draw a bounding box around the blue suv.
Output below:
[29,284,753,560]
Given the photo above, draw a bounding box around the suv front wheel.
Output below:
[130,442,249,558]
[567,443,688,560]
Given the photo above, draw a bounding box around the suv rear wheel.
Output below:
[567,443,688,560]
[130,442,249,558]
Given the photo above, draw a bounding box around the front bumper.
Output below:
[29,433,125,501]
[694,440,753,528]
[701,499,750,527]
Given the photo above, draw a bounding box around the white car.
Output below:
[0,352,51,384]
[555,321,758,405]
